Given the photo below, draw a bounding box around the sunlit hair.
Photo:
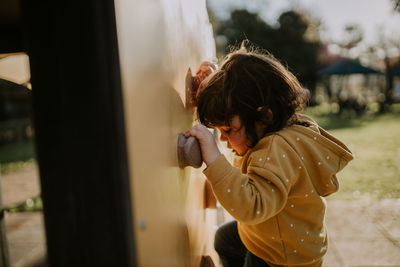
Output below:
[197,41,309,147]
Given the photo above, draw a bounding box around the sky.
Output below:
[207,0,400,52]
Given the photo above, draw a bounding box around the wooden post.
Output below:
[0,170,11,267]
[21,0,137,266]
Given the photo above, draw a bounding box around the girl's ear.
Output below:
[257,106,273,124]
[266,109,273,122]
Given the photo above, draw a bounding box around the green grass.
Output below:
[305,104,400,200]
[4,194,43,213]
[0,140,36,174]
[0,140,40,212]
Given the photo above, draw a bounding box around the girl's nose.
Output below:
[219,133,227,142]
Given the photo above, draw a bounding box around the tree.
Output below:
[393,0,400,12]
[214,9,321,101]
[335,24,364,57]
[215,10,273,56]
[367,32,400,112]
[273,11,321,101]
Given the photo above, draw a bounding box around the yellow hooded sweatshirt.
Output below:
[203,115,353,267]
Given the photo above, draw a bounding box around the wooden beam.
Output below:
[0,175,10,267]
[21,0,137,266]
[0,0,24,53]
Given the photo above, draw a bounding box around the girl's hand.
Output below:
[193,61,217,89]
[192,61,217,106]
[185,124,221,166]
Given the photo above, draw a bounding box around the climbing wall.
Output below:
[114,1,217,266]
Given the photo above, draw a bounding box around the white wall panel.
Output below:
[115,1,216,266]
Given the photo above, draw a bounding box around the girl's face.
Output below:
[217,116,251,156]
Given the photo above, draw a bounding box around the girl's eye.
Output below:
[220,128,231,134]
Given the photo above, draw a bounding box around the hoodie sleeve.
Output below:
[203,138,303,225]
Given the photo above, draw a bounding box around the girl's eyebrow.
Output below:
[219,126,231,131]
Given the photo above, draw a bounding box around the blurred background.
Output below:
[206,0,400,200]
[0,0,399,266]
[204,2,400,265]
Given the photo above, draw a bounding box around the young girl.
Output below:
[185,46,353,267]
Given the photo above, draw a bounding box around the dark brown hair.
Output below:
[197,44,309,147]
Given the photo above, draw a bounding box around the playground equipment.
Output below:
[115,0,216,265]
[1,0,218,266]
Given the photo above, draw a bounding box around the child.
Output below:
[185,45,353,267]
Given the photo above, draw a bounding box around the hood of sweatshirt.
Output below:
[241,114,354,197]
[280,114,353,196]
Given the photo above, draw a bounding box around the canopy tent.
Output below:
[316,58,384,114]
[389,66,400,76]
[318,59,381,76]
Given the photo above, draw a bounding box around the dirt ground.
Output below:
[324,199,400,266]
[1,164,400,267]
[1,164,45,267]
